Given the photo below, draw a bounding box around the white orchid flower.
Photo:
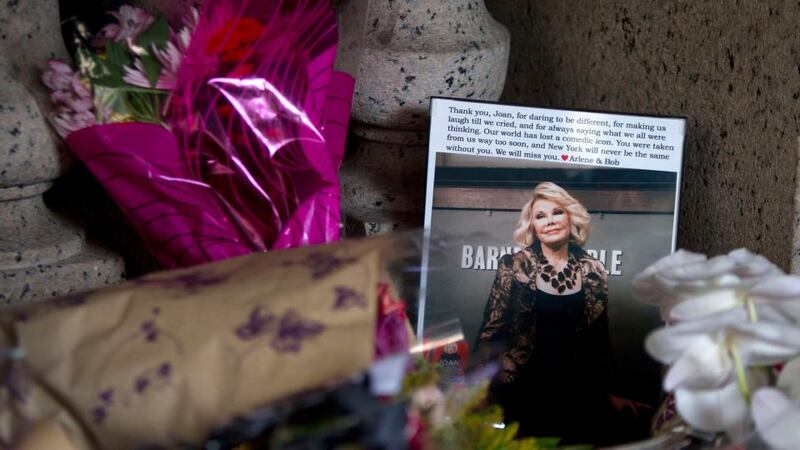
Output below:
[646,309,800,434]
[632,248,786,322]
[675,370,767,437]
[648,309,800,391]
[751,357,800,449]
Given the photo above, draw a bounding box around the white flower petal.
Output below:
[733,321,800,366]
[646,324,723,364]
[645,310,746,363]
[631,276,678,308]
[657,303,676,322]
[750,275,800,300]
[669,287,743,321]
[771,301,800,323]
[728,248,782,279]
[659,255,737,283]
[675,382,749,434]
[664,335,733,390]
[752,388,800,450]
[777,357,800,400]
[631,250,707,305]
[755,304,797,324]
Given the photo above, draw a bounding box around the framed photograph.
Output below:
[418,97,686,445]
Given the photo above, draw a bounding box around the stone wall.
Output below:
[486,0,797,270]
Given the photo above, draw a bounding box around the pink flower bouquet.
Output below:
[43,1,353,269]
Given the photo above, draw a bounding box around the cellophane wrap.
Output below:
[66,0,353,269]
[0,236,398,449]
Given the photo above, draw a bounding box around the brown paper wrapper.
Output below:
[0,237,392,449]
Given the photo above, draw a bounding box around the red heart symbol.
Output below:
[561,154,568,161]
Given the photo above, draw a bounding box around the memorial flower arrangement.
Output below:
[42,5,193,136]
[40,0,354,268]
[632,249,800,448]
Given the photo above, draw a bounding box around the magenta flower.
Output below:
[110,6,154,43]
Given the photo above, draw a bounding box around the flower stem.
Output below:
[730,345,750,402]
[745,298,758,323]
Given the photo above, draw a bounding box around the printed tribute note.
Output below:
[430,98,684,173]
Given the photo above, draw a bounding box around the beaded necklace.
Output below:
[537,253,579,293]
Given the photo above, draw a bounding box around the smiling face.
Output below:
[531,199,571,247]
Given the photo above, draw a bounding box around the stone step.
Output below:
[0,242,125,306]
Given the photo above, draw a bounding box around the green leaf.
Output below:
[105,41,131,69]
[76,46,115,87]
[135,14,170,87]
[93,85,129,119]
[139,54,162,88]
[124,90,166,124]
[535,437,562,448]
[138,14,170,50]
[77,42,129,88]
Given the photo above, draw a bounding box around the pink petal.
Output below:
[110,5,154,43]
[49,90,72,104]
[70,77,92,99]
[47,59,74,74]
[41,70,72,91]
[122,65,152,88]
[53,114,83,137]
[65,96,94,113]
[93,23,121,47]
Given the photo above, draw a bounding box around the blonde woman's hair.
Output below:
[512,182,591,247]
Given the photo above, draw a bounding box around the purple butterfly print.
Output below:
[270,309,325,353]
[141,320,159,342]
[99,388,114,405]
[333,287,367,310]
[158,362,172,378]
[135,271,229,293]
[235,307,277,341]
[134,376,150,394]
[281,253,358,280]
[92,406,107,424]
[308,254,358,280]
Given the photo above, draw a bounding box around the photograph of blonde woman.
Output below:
[474,182,617,443]
[422,100,684,446]
[422,161,679,444]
